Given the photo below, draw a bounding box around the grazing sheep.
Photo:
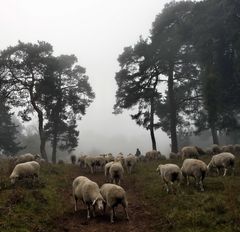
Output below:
[105,153,115,163]
[181,159,208,191]
[221,145,234,154]
[104,161,114,182]
[109,161,124,185]
[181,146,199,160]
[10,161,40,184]
[72,176,104,219]
[100,183,129,223]
[156,164,182,193]
[15,153,40,164]
[207,152,235,176]
[124,154,137,174]
[234,144,240,156]
[211,144,221,155]
[84,156,107,173]
[145,150,161,161]
[77,155,86,168]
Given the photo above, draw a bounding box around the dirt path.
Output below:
[53,168,154,232]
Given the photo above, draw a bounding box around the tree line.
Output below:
[0,41,95,162]
[114,0,240,152]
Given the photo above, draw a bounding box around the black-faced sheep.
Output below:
[100,183,129,223]
[10,161,40,184]
[156,164,182,193]
[207,152,235,176]
[181,159,208,191]
[72,176,104,219]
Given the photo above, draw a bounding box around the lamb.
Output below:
[207,152,235,176]
[181,158,208,191]
[156,164,182,193]
[72,176,104,219]
[15,153,40,164]
[109,161,124,185]
[104,161,114,182]
[10,161,40,184]
[124,154,137,174]
[100,183,129,223]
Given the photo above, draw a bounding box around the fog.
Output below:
[0,0,172,156]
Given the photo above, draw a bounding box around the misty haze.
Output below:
[1,0,240,231]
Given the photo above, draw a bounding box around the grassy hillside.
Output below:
[0,156,239,232]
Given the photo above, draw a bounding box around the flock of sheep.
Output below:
[5,144,238,224]
[157,145,236,193]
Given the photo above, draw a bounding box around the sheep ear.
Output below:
[92,199,96,206]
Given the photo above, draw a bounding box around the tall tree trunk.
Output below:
[38,112,48,161]
[210,124,219,145]
[29,88,48,161]
[150,95,157,150]
[168,66,178,153]
[52,132,57,164]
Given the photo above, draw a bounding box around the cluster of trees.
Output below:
[114,0,240,152]
[0,41,95,162]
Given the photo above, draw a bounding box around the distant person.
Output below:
[135,148,141,157]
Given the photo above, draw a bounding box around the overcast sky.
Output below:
[0,0,172,156]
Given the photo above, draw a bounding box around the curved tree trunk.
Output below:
[168,66,178,153]
[29,88,48,161]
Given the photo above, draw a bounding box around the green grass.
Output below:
[0,157,240,231]
[0,161,78,232]
[130,157,240,232]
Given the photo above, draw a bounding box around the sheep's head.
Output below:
[92,197,105,211]
[156,165,161,174]
[9,174,18,184]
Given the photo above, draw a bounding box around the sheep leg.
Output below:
[164,182,169,193]
[223,168,227,176]
[92,205,96,217]
[199,179,204,192]
[186,176,190,186]
[113,207,116,217]
[74,196,78,212]
[122,205,129,221]
[110,208,114,223]
[87,204,91,219]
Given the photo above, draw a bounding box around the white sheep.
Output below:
[84,156,107,173]
[207,152,235,176]
[181,146,199,160]
[104,161,114,182]
[181,159,208,191]
[109,161,124,185]
[72,176,104,219]
[10,161,40,184]
[14,153,40,165]
[145,150,161,161]
[124,154,137,174]
[156,164,182,193]
[100,183,129,223]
